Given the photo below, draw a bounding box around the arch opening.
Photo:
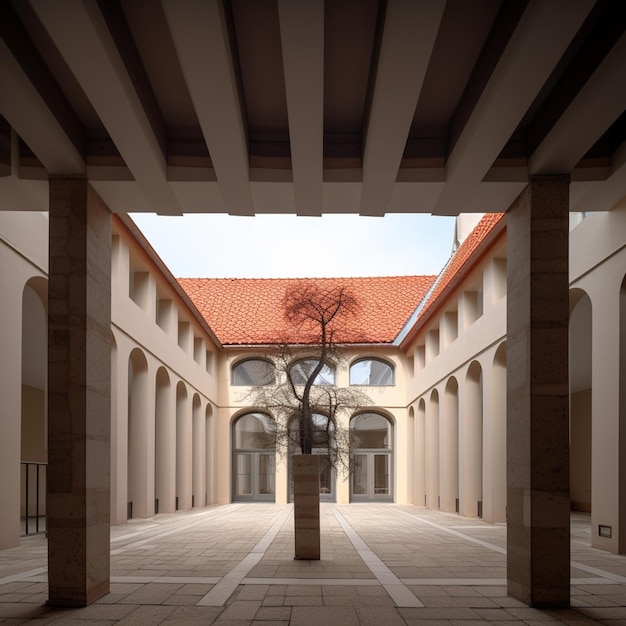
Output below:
[350,412,394,502]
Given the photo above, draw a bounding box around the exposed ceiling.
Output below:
[0,0,624,217]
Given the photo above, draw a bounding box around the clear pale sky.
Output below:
[129,213,457,279]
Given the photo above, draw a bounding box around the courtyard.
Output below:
[1,504,625,625]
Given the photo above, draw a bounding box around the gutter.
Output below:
[393,253,454,347]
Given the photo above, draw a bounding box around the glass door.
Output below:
[232,413,276,502]
[350,452,392,501]
[350,413,394,502]
[234,452,275,501]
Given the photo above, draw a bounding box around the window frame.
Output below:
[349,357,395,386]
[231,357,276,386]
[288,358,336,385]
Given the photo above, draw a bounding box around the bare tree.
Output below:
[244,282,372,475]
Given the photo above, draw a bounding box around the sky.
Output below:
[129,212,457,279]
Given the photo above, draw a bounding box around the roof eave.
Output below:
[397,215,507,352]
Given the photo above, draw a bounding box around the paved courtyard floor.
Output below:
[1,504,626,624]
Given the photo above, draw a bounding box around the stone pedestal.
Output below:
[506,176,570,607]
[47,179,111,606]
[293,454,320,560]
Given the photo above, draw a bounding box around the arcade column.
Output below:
[47,178,111,606]
[506,176,570,607]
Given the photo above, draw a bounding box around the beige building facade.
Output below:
[2,204,624,556]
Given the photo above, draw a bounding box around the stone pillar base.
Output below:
[293,455,320,560]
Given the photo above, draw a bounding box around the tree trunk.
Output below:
[293,454,320,560]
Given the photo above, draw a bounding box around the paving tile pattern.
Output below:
[1,505,624,624]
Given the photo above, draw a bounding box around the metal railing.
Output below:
[21,461,47,536]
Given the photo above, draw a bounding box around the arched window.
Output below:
[234,412,276,449]
[349,358,394,385]
[351,413,392,449]
[289,359,335,385]
[232,412,276,501]
[350,412,393,502]
[231,358,275,386]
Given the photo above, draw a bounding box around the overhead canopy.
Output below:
[0,0,624,217]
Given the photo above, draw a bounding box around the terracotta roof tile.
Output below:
[178,276,436,346]
[417,213,505,323]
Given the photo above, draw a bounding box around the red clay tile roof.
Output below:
[416,213,505,323]
[178,276,436,346]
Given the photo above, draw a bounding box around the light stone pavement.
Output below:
[2,504,626,625]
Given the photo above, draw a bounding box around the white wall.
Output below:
[0,212,48,548]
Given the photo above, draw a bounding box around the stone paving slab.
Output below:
[0,505,622,624]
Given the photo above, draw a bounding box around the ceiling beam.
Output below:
[360,0,445,216]
[529,31,626,175]
[278,0,324,216]
[97,0,167,157]
[0,128,48,210]
[0,35,84,175]
[162,0,254,216]
[434,0,596,215]
[30,0,180,214]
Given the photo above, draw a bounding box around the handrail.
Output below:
[21,461,47,536]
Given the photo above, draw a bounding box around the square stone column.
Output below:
[506,176,570,607]
[47,179,111,606]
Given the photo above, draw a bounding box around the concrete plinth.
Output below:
[506,176,570,607]
[293,454,320,560]
[47,179,112,606]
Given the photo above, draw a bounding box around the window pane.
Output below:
[312,413,334,446]
[258,454,275,495]
[374,454,389,494]
[235,413,276,449]
[234,454,252,496]
[350,359,394,385]
[352,454,367,494]
[290,359,335,385]
[351,413,391,449]
[232,359,275,385]
[318,455,332,494]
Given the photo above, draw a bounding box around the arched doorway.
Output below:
[415,399,426,506]
[441,377,459,513]
[570,289,592,514]
[232,412,276,501]
[408,406,415,504]
[205,403,214,505]
[128,349,149,519]
[176,381,191,510]
[21,279,48,534]
[350,412,393,502]
[484,342,506,522]
[462,361,483,518]
[155,367,173,514]
[192,394,205,508]
[426,390,440,509]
